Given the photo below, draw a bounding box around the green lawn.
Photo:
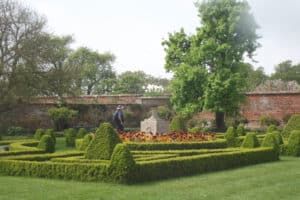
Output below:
[0,156,299,200]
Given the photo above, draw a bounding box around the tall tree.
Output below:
[163,0,260,130]
[67,47,116,95]
[113,71,148,94]
[271,60,300,84]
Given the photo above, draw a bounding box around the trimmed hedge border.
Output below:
[126,140,227,150]
[0,140,45,157]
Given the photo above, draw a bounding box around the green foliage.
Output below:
[224,126,239,147]
[34,129,44,140]
[286,130,300,156]
[271,131,283,145]
[259,115,280,127]
[241,132,260,148]
[47,107,78,131]
[236,124,245,136]
[37,135,55,153]
[80,133,95,151]
[168,116,186,132]
[44,129,56,143]
[64,128,77,147]
[7,126,26,136]
[85,123,122,160]
[271,60,300,84]
[267,125,277,133]
[109,144,136,183]
[7,141,41,152]
[113,71,147,94]
[76,128,88,138]
[156,106,173,120]
[261,133,280,155]
[188,127,202,134]
[282,114,292,124]
[282,114,300,137]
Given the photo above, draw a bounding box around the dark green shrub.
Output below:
[108,144,136,183]
[44,129,56,143]
[241,132,260,148]
[80,133,95,151]
[261,133,280,155]
[48,107,78,131]
[64,128,77,147]
[85,123,122,160]
[77,128,88,138]
[286,130,300,156]
[37,135,55,153]
[7,126,26,136]
[271,131,283,145]
[34,129,44,140]
[157,106,173,120]
[236,124,245,136]
[267,125,277,133]
[259,115,280,127]
[224,126,239,147]
[282,114,300,137]
[168,116,186,132]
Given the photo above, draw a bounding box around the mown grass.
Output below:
[0,156,299,200]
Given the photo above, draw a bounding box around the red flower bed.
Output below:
[119,131,216,142]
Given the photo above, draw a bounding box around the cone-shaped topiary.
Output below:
[34,128,44,140]
[80,133,95,151]
[85,123,122,160]
[282,114,300,137]
[286,130,300,156]
[241,132,260,148]
[168,116,186,132]
[44,129,56,143]
[77,128,88,138]
[108,143,136,183]
[262,133,279,155]
[64,128,77,147]
[225,126,239,147]
[267,125,277,133]
[38,135,55,153]
[236,124,245,136]
[271,131,283,145]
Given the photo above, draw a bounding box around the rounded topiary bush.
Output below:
[286,130,300,157]
[168,116,186,132]
[77,128,88,138]
[236,124,245,136]
[271,131,283,145]
[64,128,77,147]
[85,123,122,160]
[44,129,56,143]
[38,135,55,153]
[282,114,300,137]
[241,132,260,148]
[108,143,136,183]
[267,125,277,133]
[261,133,280,155]
[80,133,95,151]
[225,126,239,147]
[34,128,44,140]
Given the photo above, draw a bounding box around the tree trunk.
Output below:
[215,111,226,131]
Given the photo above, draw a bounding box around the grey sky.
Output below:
[23,0,300,78]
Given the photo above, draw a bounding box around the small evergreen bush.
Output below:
[168,116,186,132]
[286,130,300,156]
[77,128,88,138]
[108,144,136,183]
[85,123,122,160]
[64,128,77,147]
[259,115,280,127]
[282,114,300,137]
[157,106,173,120]
[261,133,279,155]
[241,132,260,148]
[267,125,277,133]
[7,126,26,136]
[236,124,245,136]
[224,126,239,147]
[37,135,55,153]
[80,133,95,151]
[44,129,56,143]
[271,131,283,145]
[34,128,44,140]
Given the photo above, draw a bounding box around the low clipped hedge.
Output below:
[286,130,300,156]
[261,133,280,155]
[9,140,40,151]
[37,135,55,153]
[126,140,227,150]
[34,129,44,140]
[1,151,83,161]
[241,132,260,148]
[79,133,95,151]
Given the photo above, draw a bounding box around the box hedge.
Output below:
[80,133,94,151]
[85,123,122,160]
[77,128,88,139]
[44,129,56,143]
[168,116,186,132]
[236,124,245,136]
[286,130,300,156]
[34,129,44,140]
[261,133,280,155]
[241,132,260,148]
[64,128,77,147]
[225,127,239,147]
[282,114,300,137]
[271,131,283,145]
[37,135,55,153]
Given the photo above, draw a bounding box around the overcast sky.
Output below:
[23,0,300,78]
